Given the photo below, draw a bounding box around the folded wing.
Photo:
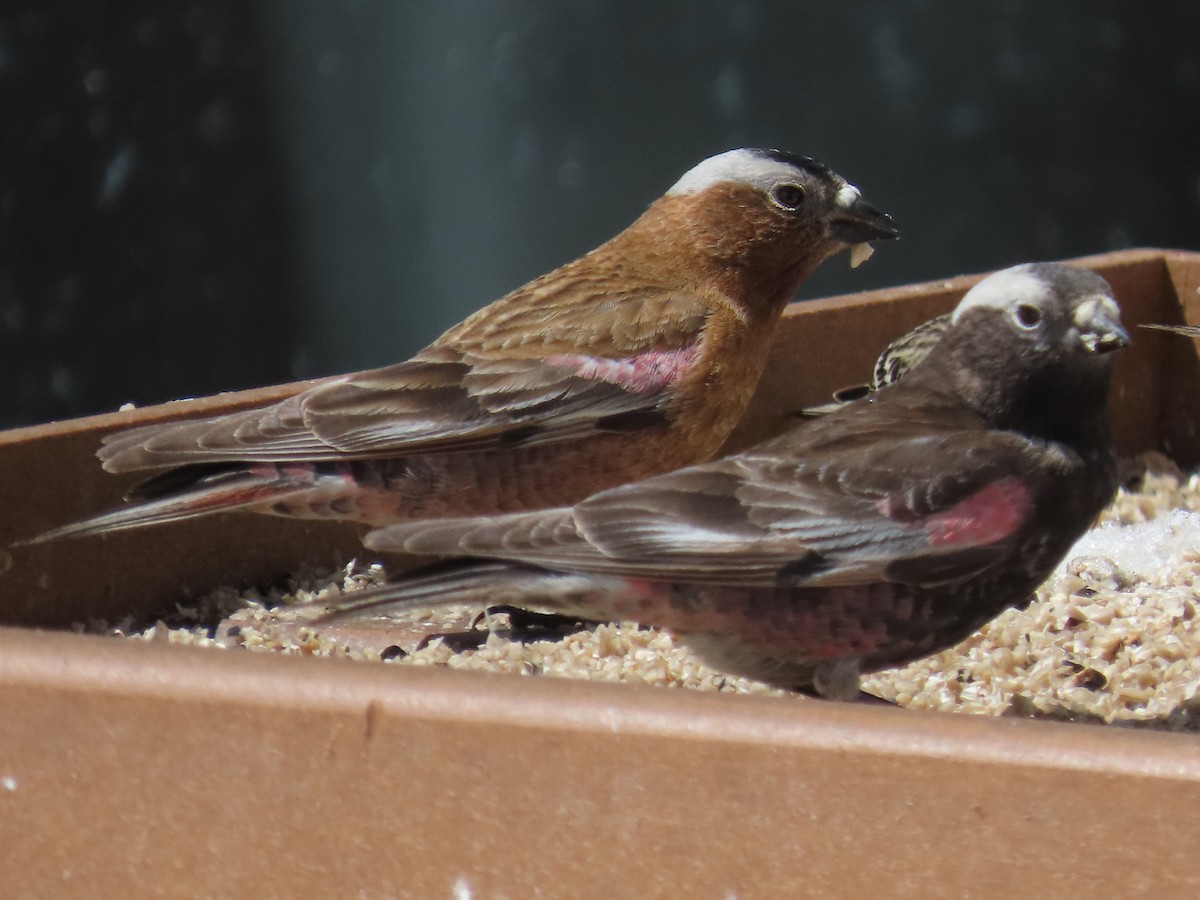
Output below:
[100,288,711,472]
[365,425,1053,591]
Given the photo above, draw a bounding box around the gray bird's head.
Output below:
[950,262,1129,359]
[932,262,1130,436]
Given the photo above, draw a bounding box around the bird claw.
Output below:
[852,690,899,706]
[412,629,489,653]
[412,605,601,653]
[470,605,602,640]
[793,683,898,705]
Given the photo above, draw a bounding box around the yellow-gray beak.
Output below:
[1076,298,1130,354]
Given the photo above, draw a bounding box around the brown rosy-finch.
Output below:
[324,263,1129,700]
[26,149,897,543]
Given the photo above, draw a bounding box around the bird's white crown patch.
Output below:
[667,149,838,197]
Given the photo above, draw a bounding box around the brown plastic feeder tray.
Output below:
[3,248,1200,897]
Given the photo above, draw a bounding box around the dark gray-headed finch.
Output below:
[25,148,897,544]
[322,262,1129,699]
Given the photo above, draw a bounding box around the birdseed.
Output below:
[90,451,1200,730]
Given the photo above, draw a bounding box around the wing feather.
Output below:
[100,287,711,472]
[365,423,1053,590]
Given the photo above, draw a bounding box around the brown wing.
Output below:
[99,285,712,472]
[364,417,1064,590]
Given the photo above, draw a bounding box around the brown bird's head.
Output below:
[912,262,1130,441]
[630,148,899,308]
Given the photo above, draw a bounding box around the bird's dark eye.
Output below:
[771,183,806,211]
[1015,304,1042,329]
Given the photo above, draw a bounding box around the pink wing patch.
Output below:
[883,476,1031,548]
[918,476,1030,547]
[545,346,700,394]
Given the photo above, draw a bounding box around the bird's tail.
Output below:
[315,559,625,624]
[1141,323,1200,338]
[16,464,318,545]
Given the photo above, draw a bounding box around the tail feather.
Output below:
[17,470,312,545]
[1141,323,1200,338]
[125,463,244,500]
[314,560,563,622]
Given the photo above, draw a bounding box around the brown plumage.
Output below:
[26,149,897,542]
[321,263,1129,699]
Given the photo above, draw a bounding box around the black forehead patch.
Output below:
[751,148,834,181]
[1022,262,1112,300]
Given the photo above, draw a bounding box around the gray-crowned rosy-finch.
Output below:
[26,148,897,543]
[323,262,1128,700]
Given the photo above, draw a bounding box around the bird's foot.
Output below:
[471,605,603,641]
[412,605,601,652]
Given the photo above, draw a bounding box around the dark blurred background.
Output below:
[2,1,1198,428]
